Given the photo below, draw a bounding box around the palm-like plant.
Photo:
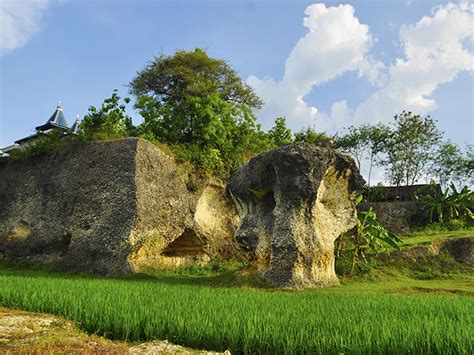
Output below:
[447,184,474,221]
[350,195,402,273]
[416,184,473,223]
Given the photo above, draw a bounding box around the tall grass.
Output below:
[1,268,472,354]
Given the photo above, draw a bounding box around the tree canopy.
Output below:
[129,49,270,176]
[66,50,469,187]
[334,124,389,187]
[382,111,442,186]
[129,48,263,109]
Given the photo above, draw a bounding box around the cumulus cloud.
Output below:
[247,3,384,131]
[0,0,51,55]
[354,1,474,126]
[248,2,474,134]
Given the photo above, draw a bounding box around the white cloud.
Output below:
[247,3,383,130]
[0,0,51,55]
[354,1,474,126]
[330,100,353,131]
[248,2,474,136]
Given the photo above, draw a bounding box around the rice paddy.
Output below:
[1,265,472,354]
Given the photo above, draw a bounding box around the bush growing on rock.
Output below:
[130,49,277,177]
[80,90,135,140]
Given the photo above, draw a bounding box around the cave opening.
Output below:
[161,229,205,257]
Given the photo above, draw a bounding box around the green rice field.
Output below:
[1,265,473,354]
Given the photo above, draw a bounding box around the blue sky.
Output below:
[1,0,473,158]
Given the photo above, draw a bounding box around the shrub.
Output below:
[9,129,69,160]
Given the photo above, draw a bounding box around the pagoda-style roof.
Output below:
[15,133,40,145]
[35,103,69,132]
[7,102,81,149]
[70,116,81,134]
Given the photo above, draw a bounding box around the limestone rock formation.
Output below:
[0,138,239,273]
[227,143,364,289]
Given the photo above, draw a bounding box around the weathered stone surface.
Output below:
[442,238,474,265]
[0,138,239,273]
[359,201,423,234]
[227,143,364,289]
[0,139,139,273]
[194,184,241,259]
[382,237,474,266]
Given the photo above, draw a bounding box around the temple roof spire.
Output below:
[35,101,69,132]
[71,115,81,134]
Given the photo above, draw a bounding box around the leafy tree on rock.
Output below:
[130,48,263,144]
[80,90,134,140]
[294,127,333,147]
[268,117,293,146]
[131,49,266,176]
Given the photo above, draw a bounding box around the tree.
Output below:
[130,48,263,143]
[379,111,442,187]
[431,141,466,189]
[294,127,333,147]
[80,90,133,140]
[365,124,390,187]
[462,144,474,186]
[131,49,268,177]
[334,124,389,186]
[334,126,368,170]
[268,117,292,146]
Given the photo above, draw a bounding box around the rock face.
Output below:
[227,143,364,288]
[0,138,239,273]
[359,201,423,234]
[383,237,474,266]
[442,238,473,265]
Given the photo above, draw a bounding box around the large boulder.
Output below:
[0,138,239,273]
[227,143,364,288]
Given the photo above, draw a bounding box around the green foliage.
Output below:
[336,195,402,275]
[356,207,402,252]
[431,141,466,188]
[130,49,264,168]
[349,195,402,273]
[361,184,386,202]
[267,117,292,146]
[130,48,263,109]
[334,114,469,189]
[465,144,474,185]
[294,127,333,147]
[422,219,471,232]
[416,184,474,223]
[8,129,67,160]
[402,228,474,244]
[334,125,369,169]
[1,265,472,354]
[151,257,245,277]
[132,49,272,177]
[138,93,271,177]
[80,90,134,140]
[334,123,389,186]
[380,111,442,186]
